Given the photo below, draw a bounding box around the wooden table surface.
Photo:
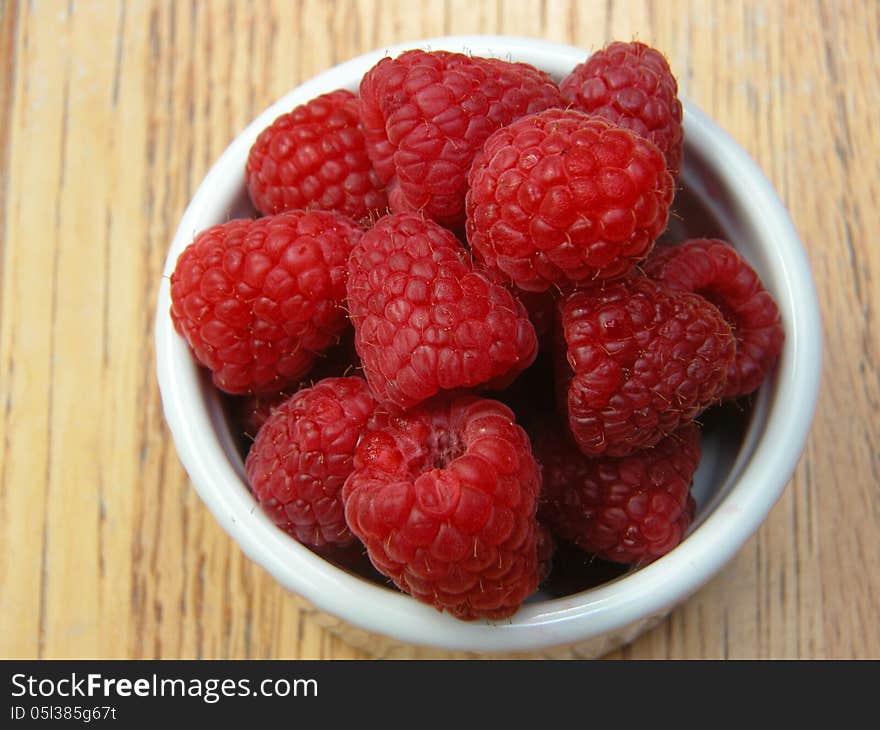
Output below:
[1,0,877,660]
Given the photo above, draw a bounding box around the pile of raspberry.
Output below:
[169,41,784,622]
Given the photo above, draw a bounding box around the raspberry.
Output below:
[536,420,700,564]
[245,90,388,222]
[169,210,362,394]
[359,50,562,228]
[560,41,684,177]
[245,377,376,549]
[342,396,542,620]
[346,213,538,408]
[644,238,785,399]
[466,110,674,292]
[558,275,734,457]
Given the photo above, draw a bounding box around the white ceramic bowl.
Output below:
[155,35,822,658]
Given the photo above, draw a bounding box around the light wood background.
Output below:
[1,0,877,660]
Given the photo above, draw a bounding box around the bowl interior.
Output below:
[156,36,820,654]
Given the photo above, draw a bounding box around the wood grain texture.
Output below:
[0,0,877,659]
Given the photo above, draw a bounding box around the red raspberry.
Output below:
[560,41,684,177]
[536,420,700,564]
[558,275,734,457]
[346,213,538,408]
[359,50,562,228]
[342,396,542,620]
[245,90,388,221]
[245,377,376,549]
[170,210,362,394]
[466,110,674,292]
[644,239,785,399]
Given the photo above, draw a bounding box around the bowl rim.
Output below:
[154,34,822,654]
